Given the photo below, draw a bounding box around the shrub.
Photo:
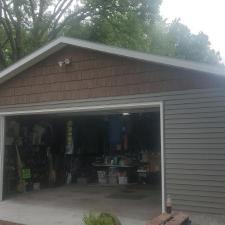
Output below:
[83,213,122,225]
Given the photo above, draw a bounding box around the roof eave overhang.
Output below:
[0,36,224,85]
[0,39,66,84]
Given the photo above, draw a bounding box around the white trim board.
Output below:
[1,101,165,212]
[159,102,165,212]
[0,117,5,201]
[0,36,224,85]
[0,101,160,116]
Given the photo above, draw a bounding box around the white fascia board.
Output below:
[0,36,225,85]
[0,39,66,84]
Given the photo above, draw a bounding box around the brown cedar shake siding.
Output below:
[0,46,225,106]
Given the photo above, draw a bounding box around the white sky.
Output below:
[160,0,225,63]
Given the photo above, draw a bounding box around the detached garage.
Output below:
[0,37,224,224]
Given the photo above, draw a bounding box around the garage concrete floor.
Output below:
[0,184,161,225]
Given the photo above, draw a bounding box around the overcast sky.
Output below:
[160,0,225,63]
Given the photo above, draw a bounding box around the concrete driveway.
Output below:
[0,184,161,225]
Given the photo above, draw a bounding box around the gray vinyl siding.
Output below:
[1,87,225,214]
[163,88,225,214]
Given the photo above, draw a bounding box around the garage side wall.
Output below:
[163,88,225,214]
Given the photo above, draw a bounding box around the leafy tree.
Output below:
[0,0,222,69]
[150,19,221,64]
[65,0,162,51]
[65,1,221,65]
[0,0,76,68]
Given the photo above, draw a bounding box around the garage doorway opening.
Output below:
[2,104,163,224]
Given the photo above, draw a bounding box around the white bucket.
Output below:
[118,176,128,185]
[33,182,40,191]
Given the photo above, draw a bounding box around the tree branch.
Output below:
[28,0,36,22]
[0,12,16,59]
[0,36,9,67]
[53,0,64,15]
[51,0,73,31]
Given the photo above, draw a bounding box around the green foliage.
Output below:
[0,0,76,68]
[0,0,223,70]
[149,19,221,64]
[83,213,122,225]
[65,0,162,51]
[64,1,222,65]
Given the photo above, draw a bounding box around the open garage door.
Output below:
[0,102,164,225]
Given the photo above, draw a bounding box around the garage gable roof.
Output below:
[0,36,225,84]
